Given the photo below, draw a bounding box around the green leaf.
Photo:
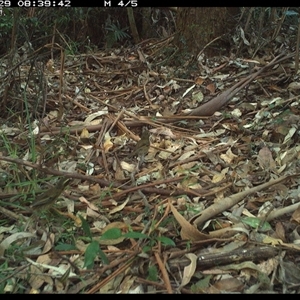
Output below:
[55,243,78,251]
[84,241,99,269]
[191,275,212,292]
[156,236,175,246]
[241,217,272,232]
[142,245,151,253]
[123,231,148,239]
[98,248,109,265]
[147,265,158,282]
[80,215,92,241]
[100,228,122,240]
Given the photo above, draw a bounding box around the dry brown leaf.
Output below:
[283,127,297,145]
[109,198,130,215]
[287,81,300,91]
[206,83,216,94]
[89,183,101,195]
[257,146,276,170]
[169,201,209,241]
[87,207,101,218]
[275,222,286,242]
[104,132,113,152]
[119,275,136,293]
[80,127,90,143]
[195,77,205,85]
[180,253,197,288]
[291,205,300,224]
[79,196,99,211]
[46,59,54,72]
[36,253,51,265]
[42,232,55,254]
[212,277,244,292]
[29,265,54,290]
[212,171,226,183]
[220,148,238,164]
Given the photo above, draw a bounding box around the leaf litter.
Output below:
[0,38,300,294]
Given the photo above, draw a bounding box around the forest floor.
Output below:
[1,38,300,293]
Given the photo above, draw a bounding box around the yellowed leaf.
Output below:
[212,172,226,183]
[220,148,237,164]
[263,235,282,245]
[46,59,54,72]
[263,235,300,251]
[109,198,129,215]
[104,132,113,152]
[80,127,90,142]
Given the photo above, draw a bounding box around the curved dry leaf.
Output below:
[283,127,297,145]
[87,207,101,219]
[109,198,129,215]
[180,253,197,288]
[42,232,55,254]
[169,201,208,241]
[208,224,250,238]
[79,196,99,211]
[84,110,108,123]
[0,232,36,256]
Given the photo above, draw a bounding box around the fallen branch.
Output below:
[188,52,295,116]
[192,173,300,228]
